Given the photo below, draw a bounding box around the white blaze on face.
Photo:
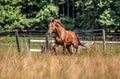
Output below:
[47,23,54,34]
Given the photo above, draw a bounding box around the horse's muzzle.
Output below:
[46,32,51,36]
[46,32,50,35]
[46,30,52,35]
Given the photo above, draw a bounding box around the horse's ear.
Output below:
[50,19,54,22]
[54,19,60,23]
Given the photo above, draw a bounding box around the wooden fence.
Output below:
[0,30,120,52]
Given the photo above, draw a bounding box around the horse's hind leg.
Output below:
[67,45,72,55]
[63,47,66,55]
[73,43,79,55]
[75,47,78,55]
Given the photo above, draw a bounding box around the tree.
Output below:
[19,0,59,30]
[1,0,120,33]
[98,0,120,32]
[35,3,59,30]
[74,0,112,30]
[0,0,25,31]
[58,0,75,30]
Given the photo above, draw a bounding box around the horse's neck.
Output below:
[55,25,66,40]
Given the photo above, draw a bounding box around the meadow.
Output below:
[0,36,120,79]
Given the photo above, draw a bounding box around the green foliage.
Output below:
[112,0,120,28]
[74,0,120,32]
[75,0,97,29]
[36,4,59,22]
[35,4,58,30]
[98,8,115,26]
[98,0,120,32]
[97,0,112,8]
[0,0,120,32]
[60,16,75,30]
[0,0,25,31]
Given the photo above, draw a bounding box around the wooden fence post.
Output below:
[15,30,21,52]
[28,36,30,52]
[45,34,49,52]
[102,29,106,50]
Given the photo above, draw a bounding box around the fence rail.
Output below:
[0,30,120,52]
[0,30,120,41]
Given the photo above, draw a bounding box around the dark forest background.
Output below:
[0,0,120,32]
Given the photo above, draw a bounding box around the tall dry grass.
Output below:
[0,51,120,79]
[0,42,120,79]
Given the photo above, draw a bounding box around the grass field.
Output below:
[0,36,120,79]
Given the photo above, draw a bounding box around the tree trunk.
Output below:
[67,0,69,16]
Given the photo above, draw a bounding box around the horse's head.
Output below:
[47,19,57,35]
[47,19,63,35]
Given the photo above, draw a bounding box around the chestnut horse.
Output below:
[47,19,85,55]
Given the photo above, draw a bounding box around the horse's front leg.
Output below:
[63,43,67,55]
[53,43,59,55]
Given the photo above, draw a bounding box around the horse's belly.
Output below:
[55,38,63,45]
[55,40,62,44]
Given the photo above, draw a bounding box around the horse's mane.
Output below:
[55,19,64,28]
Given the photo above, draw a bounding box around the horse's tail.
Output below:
[75,32,85,47]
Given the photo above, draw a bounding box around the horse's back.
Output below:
[65,31,78,43]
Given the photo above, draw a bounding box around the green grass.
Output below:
[0,36,46,53]
[0,36,120,55]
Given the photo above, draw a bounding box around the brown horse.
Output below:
[47,19,85,55]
